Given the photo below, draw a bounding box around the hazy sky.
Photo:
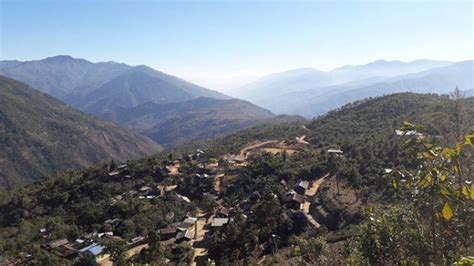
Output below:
[1,0,473,90]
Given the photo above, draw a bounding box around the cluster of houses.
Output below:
[286,180,309,210]
[27,143,319,264]
[38,230,146,264]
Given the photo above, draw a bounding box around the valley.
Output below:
[0,92,472,265]
[2,2,473,265]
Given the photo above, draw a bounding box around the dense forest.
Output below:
[0,92,472,265]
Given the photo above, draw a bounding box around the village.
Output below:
[27,135,339,266]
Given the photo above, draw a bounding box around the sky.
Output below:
[1,0,473,91]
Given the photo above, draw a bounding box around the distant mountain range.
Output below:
[0,56,276,146]
[0,75,162,189]
[230,59,473,117]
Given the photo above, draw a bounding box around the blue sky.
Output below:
[1,0,473,89]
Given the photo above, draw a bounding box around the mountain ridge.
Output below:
[0,75,163,190]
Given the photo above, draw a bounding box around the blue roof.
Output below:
[79,243,105,256]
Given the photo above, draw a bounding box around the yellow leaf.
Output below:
[465,135,473,145]
[454,163,461,175]
[442,148,456,157]
[392,179,398,188]
[422,151,435,160]
[471,184,474,200]
[439,174,447,182]
[462,185,469,197]
[442,202,453,221]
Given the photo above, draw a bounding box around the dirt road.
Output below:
[191,211,210,266]
[302,174,329,228]
[168,163,180,175]
[213,173,224,192]
[296,135,310,145]
[305,174,329,197]
[239,140,279,157]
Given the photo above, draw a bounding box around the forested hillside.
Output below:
[117,97,276,147]
[0,76,162,190]
[0,92,472,264]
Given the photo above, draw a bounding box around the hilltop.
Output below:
[0,75,162,190]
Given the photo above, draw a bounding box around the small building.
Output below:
[42,239,69,250]
[327,149,343,155]
[175,193,191,203]
[286,193,305,210]
[79,243,109,263]
[159,227,177,240]
[231,155,246,164]
[118,164,128,170]
[108,170,121,177]
[175,230,193,242]
[127,236,145,247]
[139,186,152,193]
[215,207,231,218]
[395,130,422,136]
[53,244,78,258]
[104,218,120,227]
[183,217,197,225]
[312,205,337,230]
[176,221,194,231]
[211,218,229,227]
[294,181,309,195]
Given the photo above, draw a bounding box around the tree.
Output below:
[109,160,117,171]
[147,231,165,262]
[74,253,96,266]
[105,239,127,265]
[386,122,473,264]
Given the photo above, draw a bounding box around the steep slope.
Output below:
[0,76,162,190]
[115,97,276,147]
[0,56,238,142]
[79,65,230,120]
[0,56,130,99]
[231,59,453,112]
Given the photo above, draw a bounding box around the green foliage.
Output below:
[105,239,127,265]
[355,122,473,264]
[1,92,473,264]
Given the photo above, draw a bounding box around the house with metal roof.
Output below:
[79,243,109,262]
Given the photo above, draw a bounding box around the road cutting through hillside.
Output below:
[239,140,279,158]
